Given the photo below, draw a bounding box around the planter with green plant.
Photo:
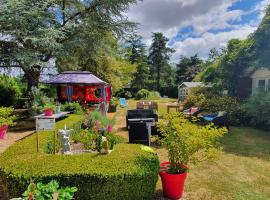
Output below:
[0,107,16,139]
[108,97,119,113]
[157,113,227,199]
[43,103,56,116]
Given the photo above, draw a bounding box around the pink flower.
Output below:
[106,125,113,132]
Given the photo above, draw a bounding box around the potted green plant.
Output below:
[108,97,118,113]
[43,103,56,116]
[0,107,16,139]
[157,113,227,199]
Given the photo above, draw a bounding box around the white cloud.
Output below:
[127,0,268,62]
[128,0,238,41]
[171,25,256,61]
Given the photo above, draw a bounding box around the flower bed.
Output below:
[0,115,159,200]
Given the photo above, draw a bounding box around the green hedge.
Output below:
[0,115,159,200]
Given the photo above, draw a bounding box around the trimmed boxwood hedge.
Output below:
[0,115,159,200]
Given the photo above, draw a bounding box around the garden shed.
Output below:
[178,82,204,101]
[44,71,112,114]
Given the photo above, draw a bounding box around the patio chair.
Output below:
[136,102,144,109]
[120,98,127,108]
[148,101,158,112]
[201,111,229,127]
[183,107,201,117]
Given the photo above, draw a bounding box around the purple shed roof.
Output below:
[44,71,107,85]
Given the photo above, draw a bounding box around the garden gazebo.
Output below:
[44,71,111,115]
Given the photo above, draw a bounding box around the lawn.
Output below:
[116,99,270,200]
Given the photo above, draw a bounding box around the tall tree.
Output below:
[126,35,149,91]
[0,0,137,92]
[176,54,203,84]
[148,32,174,91]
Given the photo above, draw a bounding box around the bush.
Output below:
[61,102,83,114]
[0,107,16,126]
[0,115,159,200]
[183,87,248,125]
[22,180,77,200]
[0,75,22,107]
[244,92,270,130]
[27,87,55,115]
[136,89,161,100]
[157,113,227,174]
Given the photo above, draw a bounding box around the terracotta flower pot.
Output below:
[44,109,54,116]
[159,162,188,200]
[0,125,8,139]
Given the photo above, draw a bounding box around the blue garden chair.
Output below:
[201,111,228,127]
[120,98,127,108]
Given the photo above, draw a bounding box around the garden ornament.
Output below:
[59,127,72,154]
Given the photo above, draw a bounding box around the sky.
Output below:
[127,0,270,62]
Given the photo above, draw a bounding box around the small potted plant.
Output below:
[108,97,118,113]
[43,103,56,116]
[157,113,227,199]
[0,107,16,139]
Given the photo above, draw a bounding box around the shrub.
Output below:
[0,115,159,200]
[0,107,16,126]
[22,180,77,200]
[183,87,248,125]
[157,113,227,174]
[136,89,161,100]
[0,75,22,107]
[244,91,270,130]
[61,102,83,114]
[136,89,150,99]
[27,87,55,115]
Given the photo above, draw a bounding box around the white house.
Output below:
[250,68,270,94]
[178,82,204,101]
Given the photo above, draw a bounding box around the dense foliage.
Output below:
[0,107,16,126]
[148,33,175,92]
[135,89,161,100]
[176,54,203,84]
[0,75,22,107]
[0,115,159,200]
[244,92,270,130]
[183,87,248,125]
[22,180,77,200]
[157,113,227,174]
[0,0,137,91]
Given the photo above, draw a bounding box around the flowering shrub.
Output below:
[157,113,227,174]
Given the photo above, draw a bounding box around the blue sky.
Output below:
[127,0,270,62]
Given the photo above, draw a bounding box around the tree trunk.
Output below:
[23,66,41,94]
[157,64,160,92]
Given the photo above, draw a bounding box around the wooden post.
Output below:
[54,130,56,155]
[101,85,107,115]
[36,131,39,152]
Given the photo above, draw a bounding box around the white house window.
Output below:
[268,80,270,91]
[258,80,266,91]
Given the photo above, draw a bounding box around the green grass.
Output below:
[116,99,270,199]
[157,126,270,200]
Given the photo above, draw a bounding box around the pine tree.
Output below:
[148,33,174,91]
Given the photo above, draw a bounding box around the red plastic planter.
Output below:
[0,125,8,139]
[159,162,187,200]
[44,109,54,116]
